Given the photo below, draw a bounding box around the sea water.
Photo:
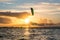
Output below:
[0,27,60,40]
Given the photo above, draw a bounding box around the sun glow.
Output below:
[10,16,34,25]
[24,18,30,24]
[11,17,30,24]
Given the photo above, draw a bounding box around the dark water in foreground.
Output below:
[0,27,60,40]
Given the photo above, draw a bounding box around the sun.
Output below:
[24,18,30,24]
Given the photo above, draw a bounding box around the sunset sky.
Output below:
[0,0,60,25]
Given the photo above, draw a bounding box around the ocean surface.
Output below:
[0,26,60,40]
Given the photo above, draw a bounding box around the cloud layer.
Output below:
[1,2,60,14]
[15,2,60,13]
[0,17,11,24]
[0,0,13,3]
[0,2,60,24]
[0,12,30,24]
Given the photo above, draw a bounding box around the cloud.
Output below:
[0,17,11,24]
[0,0,12,2]
[15,2,60,14]
[0,2,60,24]
[13,2,60,23]
[16,2,60,8]
[5,2,14,4]
[0,2,60,14]
[0,12,31,25]
[0,12,30,18]
[0,0,14,5]
[0,10,20,12]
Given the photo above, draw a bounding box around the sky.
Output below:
[0,0,60,25]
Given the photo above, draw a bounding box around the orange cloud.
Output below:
[0,12,31,26]
[0,12,30,18]
[0,17,11,24]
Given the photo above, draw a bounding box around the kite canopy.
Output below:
[31,8,34,15]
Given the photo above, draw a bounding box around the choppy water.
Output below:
[0,27,60,40]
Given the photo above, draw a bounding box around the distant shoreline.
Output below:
[0,26,60,29]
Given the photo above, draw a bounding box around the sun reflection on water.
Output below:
[24,25,30,40]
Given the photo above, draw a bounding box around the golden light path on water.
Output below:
[23,15,36,40]
[21,16,33,40]
[24,25,30,40]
